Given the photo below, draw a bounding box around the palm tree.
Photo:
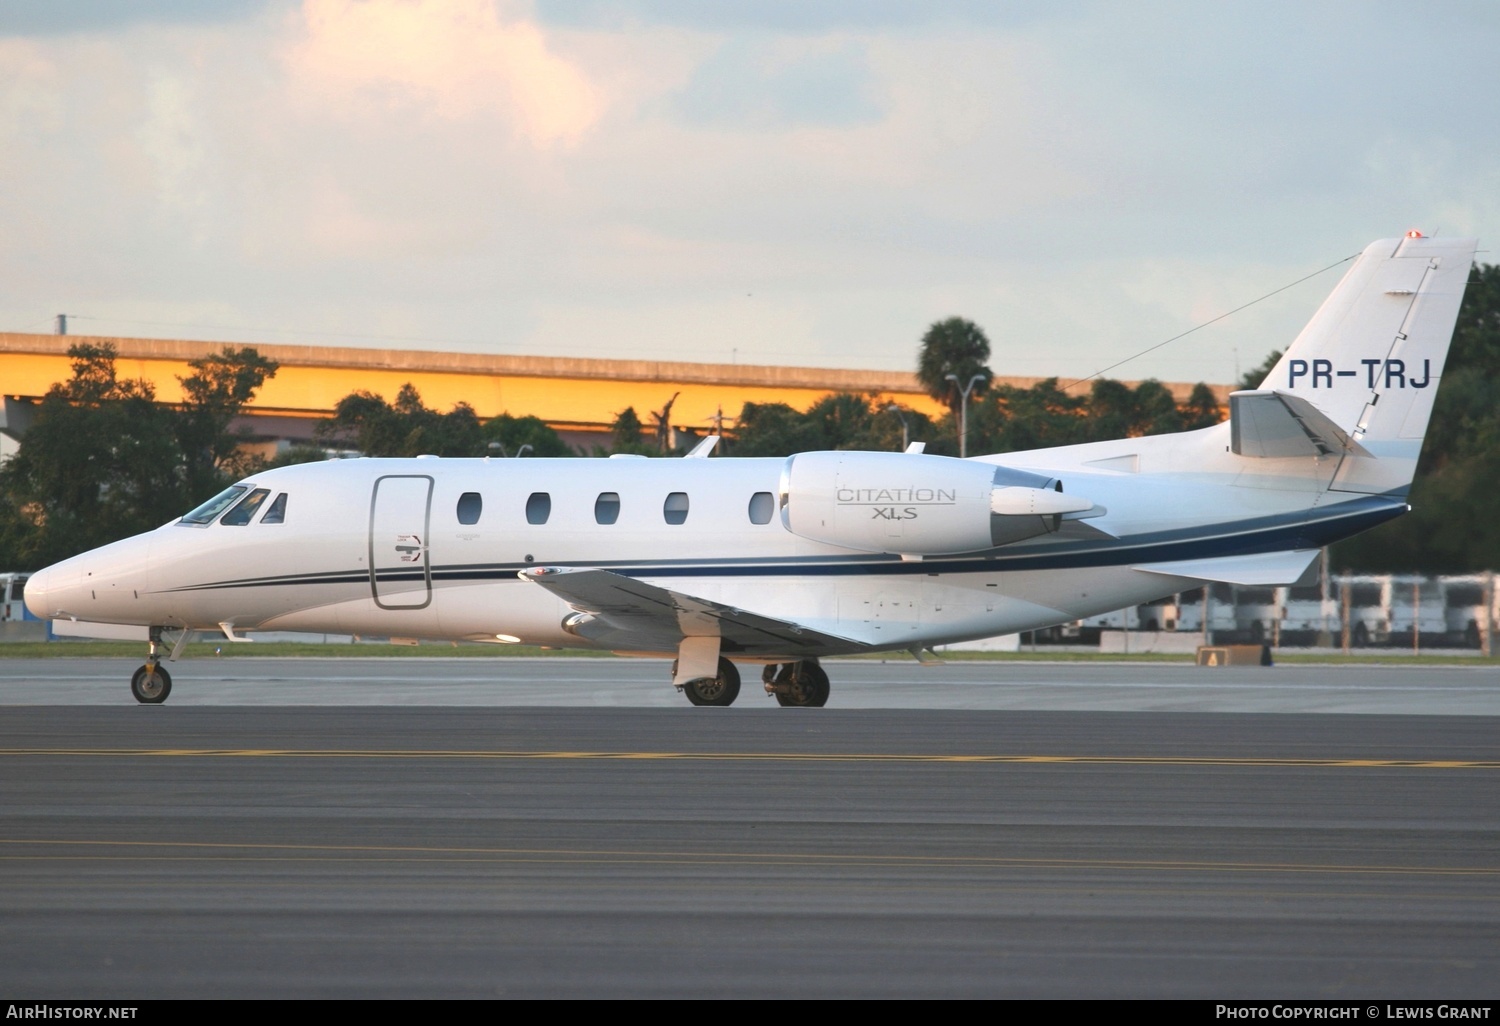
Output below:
[917,317,994,409]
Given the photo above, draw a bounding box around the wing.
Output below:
[1133,549,1321,586]
[518,566,868,656]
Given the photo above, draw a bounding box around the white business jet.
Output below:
[25,233,1476,706]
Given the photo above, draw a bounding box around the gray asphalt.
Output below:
[2,658,1497,998]
[2,654,1499,713]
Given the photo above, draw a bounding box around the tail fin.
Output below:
[1251,233,1477,495]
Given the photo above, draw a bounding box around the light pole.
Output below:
[945,373,987,458]
[885,403,910,452]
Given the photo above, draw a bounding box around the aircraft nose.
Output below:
[23,561,83,620]
[23,565,54,620]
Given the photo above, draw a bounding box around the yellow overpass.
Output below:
[0,332,1228,449]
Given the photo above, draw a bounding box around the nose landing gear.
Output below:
[130,626,173,704]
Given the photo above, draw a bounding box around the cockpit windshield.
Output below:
[220,488,271,526]
[180,485,247,525]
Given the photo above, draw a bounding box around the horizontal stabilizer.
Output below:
[1133,549,1321,586]
[1230,390,1372,458]
[519,566,865,655]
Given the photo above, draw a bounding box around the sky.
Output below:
[1,0,1497,387]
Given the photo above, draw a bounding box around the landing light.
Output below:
[494,634,522,643]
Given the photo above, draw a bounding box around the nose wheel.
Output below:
[130,663,172,704]
[130,626,173,704]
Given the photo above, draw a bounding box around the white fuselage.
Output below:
[22,418,1402,658]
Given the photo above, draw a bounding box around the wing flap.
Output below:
[1133,549,1321,586]
[519,566,866,655]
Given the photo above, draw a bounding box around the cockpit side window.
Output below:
[220,488,271,526]
[261,493,288,524]
[180,485,247,525]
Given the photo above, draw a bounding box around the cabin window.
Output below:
[663,492,689,525]
[220,488,271,526]
[526,492,551,525]
[181,485,247,525]
[456,492,483,525]
[595,492,621,525]
[261,493,288,524]
[748,491,774,525]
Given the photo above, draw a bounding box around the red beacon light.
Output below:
[1407,230,1424,238]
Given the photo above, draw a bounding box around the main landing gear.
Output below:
[679,656,741,707]
[130,626,173,705]
[671,652,831,709]
[762,660,830,708]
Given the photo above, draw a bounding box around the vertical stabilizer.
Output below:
[1256,233,1476,494]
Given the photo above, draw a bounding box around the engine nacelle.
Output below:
[779,451,1095,556]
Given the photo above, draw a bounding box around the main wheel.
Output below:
[775,661,829,708]
[130,664,172,704]
[682,657,740,707]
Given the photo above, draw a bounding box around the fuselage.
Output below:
[24,419,1403,658]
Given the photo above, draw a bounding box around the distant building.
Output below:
[0,332,1229,458]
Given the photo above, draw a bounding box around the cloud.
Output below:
[284,0,601,146]
[0,2,1497,386]
[532,0,1050,34]
[670,36,882,128]
[0,0,269,38]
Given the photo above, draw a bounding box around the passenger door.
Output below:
[369,475,433,610]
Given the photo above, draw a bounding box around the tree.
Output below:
[1332,262,1500,571]
[963,376,1222,455]
[483,414,574,457]
[604,406,657,456]
[1238,349,1282,391]
[731,394,940,457]
[1086,378,1138,439]
[175,346,279,496]
[316,384,484,457]
[0,342,278,570]
[729,402,820,457]
[1179,383,1225,430]
[967,378,1088,454]
[916,317,994,408]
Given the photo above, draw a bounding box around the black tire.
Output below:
[131,664,172,704]
[775,660,829,708]
[1352,622,1370,648]
[682,657,740,707]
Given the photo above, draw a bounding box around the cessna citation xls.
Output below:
[24,233,1478,706]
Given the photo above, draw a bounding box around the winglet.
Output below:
[684,436,719,458]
